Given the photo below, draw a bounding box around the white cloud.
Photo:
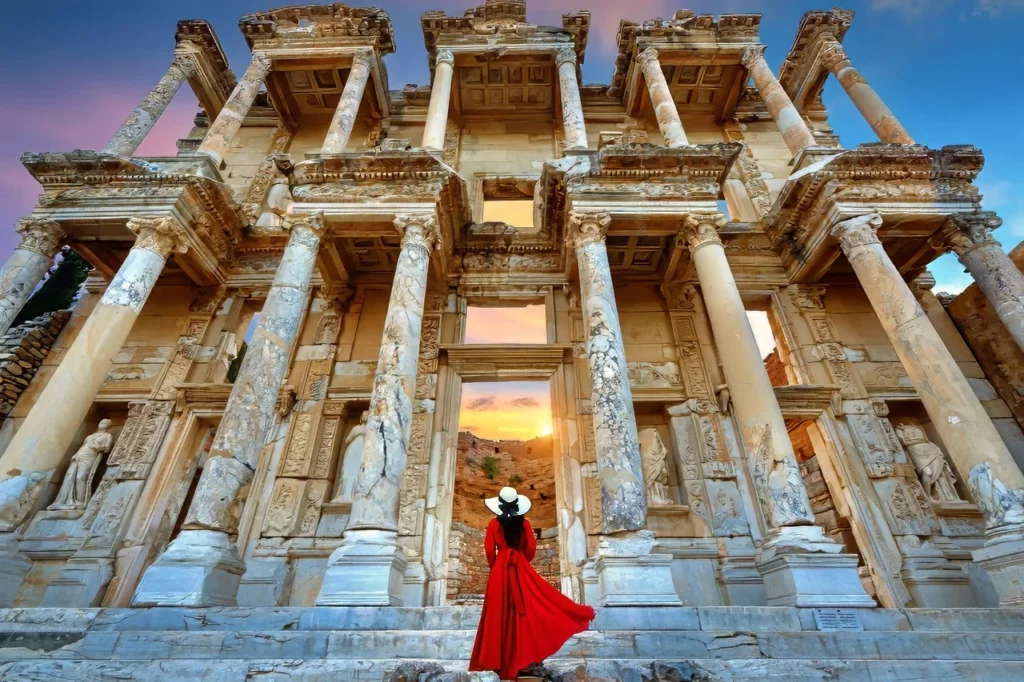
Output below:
[974,0,1024,16]
[872,0,949,17]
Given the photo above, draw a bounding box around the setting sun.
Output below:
[540,424,553,437]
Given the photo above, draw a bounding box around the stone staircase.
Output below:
[1,605,1023,681]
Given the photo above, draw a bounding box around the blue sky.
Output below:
[1,0,1021,292]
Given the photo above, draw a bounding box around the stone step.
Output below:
[1,657,1023,682]
[2,628,1024,662]
[4,606,1024,635]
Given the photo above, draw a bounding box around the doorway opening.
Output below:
[448,380,558,603]
[464,304,547,344]
[745,298,798,386]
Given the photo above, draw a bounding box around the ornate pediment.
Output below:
[175,20,236,118]
[239,3,396,54]
[777,8,855,111]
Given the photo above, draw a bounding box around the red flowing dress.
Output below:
[469,517,595,679]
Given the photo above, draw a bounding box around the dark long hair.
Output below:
[497,498,526,550]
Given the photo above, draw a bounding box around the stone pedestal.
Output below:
[316,214,437,606]
[636,48,688,147]
[40,557,113,608]
[101,55,197,157]
[422,50,454,151]
[317,529,409,606]
[901,560,976,608]
[556,47,588,150]
[322,50,372,154]
[593,531,681,607]
[972,539,1024,607]
[756,527,876,607]
[131,530,246,607]
[0,219,64,337]
[820,40,913,144]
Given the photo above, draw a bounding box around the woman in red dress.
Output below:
[469,486,595,680]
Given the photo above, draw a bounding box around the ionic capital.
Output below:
[394,213,439,250]
[831,213,882,253]
[15,218,65,258]
[740,45,767,70]
[567,211,612,249]
[127,216,189,258]
[937,211,1002,256]
[555,46,577,67]
[678,213,728,252]
[435,49,455,67]
[351,49,375,70]
[284,210,326,239]
[636,47,660,70]
[819,40,849,73]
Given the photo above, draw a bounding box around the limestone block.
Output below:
[131,530,246,607]
[757,553,877,608]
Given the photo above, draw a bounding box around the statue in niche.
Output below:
[48,419,115,511]
[895,422,960,502]
[333,411,368,502]
[639,428,671,505]
[255,175,293,229]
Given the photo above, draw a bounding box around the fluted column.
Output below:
[317,213,437,606]
[422,50,454,151]
[101,55,198,157]
[832,214,1024,540]
[0,219,64,337]
[636,48,688,147]
[937,212,1024,355]
[133,213,324,607]
[197,52,272,166]
[556,47,588,150]
[322,50,374,154]
[741,46,816,155]
[820,39,913,144]
[568,211,646,533]
[0,217,187,532]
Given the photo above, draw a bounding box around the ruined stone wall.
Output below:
[0,310,71,424]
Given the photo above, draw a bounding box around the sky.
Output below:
[459,381,553,440]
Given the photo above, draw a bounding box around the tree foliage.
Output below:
[12,248,91,326]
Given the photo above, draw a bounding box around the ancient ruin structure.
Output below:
[0,2,1023,679]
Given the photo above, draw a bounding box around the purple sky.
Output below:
[1,1,1022,292]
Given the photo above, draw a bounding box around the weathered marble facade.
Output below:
[1,1,1024,678]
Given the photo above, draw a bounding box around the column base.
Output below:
[40,557,113,608]
[593,531,682,607]
[131,529,246,607]
[316,529,408,606]
[0,535,31,607]
[972,538,1024,607]
[756,526,875,608]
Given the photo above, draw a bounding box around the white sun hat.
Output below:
[484,486,532,517]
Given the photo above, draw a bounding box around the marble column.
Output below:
[317,213,437,606]
[197,52,272,166]
[833,214,1024,568]
[819,39,913,145]
[0,219,64,337]
[741,46,816,156]
[321,50,374,154]
[0,217,187,533]
[556,46,588,150]
[568,211,680,606]
[101,55,198,157]
[422,50,454,151]
[683,213,873,607]
[937,212,1024,355]
[568,211,646,533]
[132,213,324,607]
[636,48,688,148]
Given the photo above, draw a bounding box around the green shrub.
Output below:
[509,473,523,486]
[481,455,499,480]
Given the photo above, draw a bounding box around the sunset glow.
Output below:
[458,381,551,441]
[465,305,547,344]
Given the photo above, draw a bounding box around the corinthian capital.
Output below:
[351,49,375,70]
[740,45,767,70]
[938,211,1002,256]
[127,216,189,258]
[636,47,660,70]
[435,49,455,66]
[15,218,65,258]
[169,53,200,80]
[831,213,882,253]
[249,52,273,77]
[567,211,612,249]
[284,210,326,238]
[394,213,439,250]
[819,40,849,73]
[679,213,728,252]
[555,46,577,67]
